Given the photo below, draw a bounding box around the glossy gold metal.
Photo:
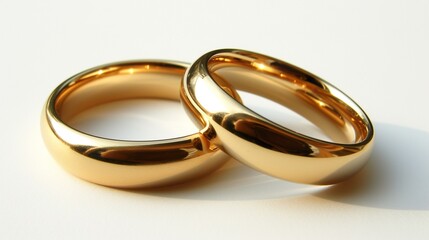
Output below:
[181,49,374,185]
[42,60,230,188]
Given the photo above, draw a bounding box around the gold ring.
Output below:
[41,60,230,188]
[181,49,374,185]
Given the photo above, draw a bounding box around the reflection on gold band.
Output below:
[42,60,230,188]
[181,49,374,185]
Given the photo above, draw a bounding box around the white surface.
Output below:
[1,0,429,239]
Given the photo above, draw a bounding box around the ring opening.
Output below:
[68,99,199,141]
[237,90,332,142]
[50,62,200,140]
[207,52,370,144]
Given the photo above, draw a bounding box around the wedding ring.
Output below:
[42,60,230,188]
[181,49,374,185]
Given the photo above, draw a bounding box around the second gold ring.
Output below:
[181,49,374,185]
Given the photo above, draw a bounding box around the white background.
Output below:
[1,0,429,239]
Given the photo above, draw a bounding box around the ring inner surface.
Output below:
[207,53,370,145]
[54,63,185,123]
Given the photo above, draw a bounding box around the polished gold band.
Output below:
[42,60,229,188]
[181,49,374,185]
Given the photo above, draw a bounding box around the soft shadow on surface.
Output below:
[317,123,429,210]
[137,160,328,201]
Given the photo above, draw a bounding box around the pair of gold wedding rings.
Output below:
[42,49,374,188]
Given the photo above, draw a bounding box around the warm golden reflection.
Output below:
[251,62,267,70]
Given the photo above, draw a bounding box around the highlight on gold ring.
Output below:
[41,60,230,188]
[181,49,374,185]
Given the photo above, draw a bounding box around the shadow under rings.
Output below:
[130,159,328,201]
[316,122,429,211]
